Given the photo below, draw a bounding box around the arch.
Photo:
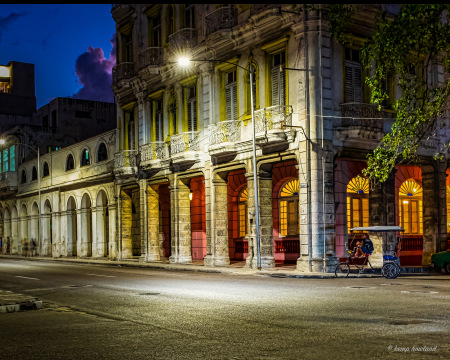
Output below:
[43,161,50,177]
[346,175,369,232]
[97,142,108,162]
[96,189,109,257]
[43,199,52,256]
[81,193,92,257]
[80,148,90,167]
[66,153,75,171]
[32,166,37,181]
[278,178,300,237]
[21,169,27,184]
[398,178,423,235]
[66,196,77,256]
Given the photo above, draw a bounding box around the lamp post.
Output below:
[0,139,41,257]
[177,56,261,269]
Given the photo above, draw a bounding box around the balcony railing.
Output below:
[114,150,137,170]
[0,171,18,189]
[112,62,135,83]
[209,120,241,146]
[140,142,168,162]
[205,6,238,36]
[254,105,293,134]
[168,28,197,49]
[275,239,300,253]
[170,132,200,156]
[340,102,384,131]
[138,47,162,68]
[401,236,423,252]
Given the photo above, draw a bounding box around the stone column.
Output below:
[108,203,117,259]
[120,190,133,259]
[11,216,19,255]
[91,206,98,257]
[80,208,90,257]
[422,165,438,265]
[76,209,82,257]
[169,177,192,263]
[245,171,256,268]
[204,172,230,267]
[139,179,148,262]
[257,170,275,268]
[147,184,161,261]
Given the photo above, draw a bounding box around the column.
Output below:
[120,190,133,259]
[258,170,275,268]
[76,209,82,257]
[139,179,148,262]
[147,184,161,261]
[108,203,117,259]
[204,172,229,266]
[245,171,256,268]
[169,177,192,263]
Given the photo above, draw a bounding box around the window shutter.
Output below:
[232,83,237,120]
[344,65,353,102]
[226,85,232,121]
[354,66,363,103]
[345,63,363,103]
[155,112,162,142]
[272,67,280,106]
[188,98,197,131]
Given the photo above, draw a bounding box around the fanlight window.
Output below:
[279,179,299,236]
[238,187,248,238]
[347,176,369,231]
[399,179,423,234]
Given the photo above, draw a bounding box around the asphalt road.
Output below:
[0,259,449,360]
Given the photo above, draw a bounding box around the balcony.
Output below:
[111,4,135,22]
[113,150,137,179]
[0,171,18,195]
[139,142,168,172]
[254,105,293,153]
[138,47,162,69]
[112,62,135,84]
[170,132,201,169]
[208,120,241,164]
[168,28,197,50]
[205,6,238,36]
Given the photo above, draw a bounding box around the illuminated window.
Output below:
[271,51,286,106]
[347,176,369,232]
[238,187,248,238]
[279,179,299,236]
[32,166,37,181]
[81,149,90,167]
[399,179,423,235]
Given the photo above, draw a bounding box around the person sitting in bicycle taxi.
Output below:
[353,233,374,258]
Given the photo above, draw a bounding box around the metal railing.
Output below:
[112,62,135,83]
[139,142,168,162]
[254,105,293,134]
[402,236,424,252]
[340,102,384,130]
[168,28,197,49]
[170,132,200,155]
[275,239,300,253]
[205,6,238,36]
[138,47,162,68]
[208,120,241,146]
[114,150,137,169]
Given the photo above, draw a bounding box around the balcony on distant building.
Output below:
[208,120,242,164]
[139,141,168,172]
[112,62,135,84]
[138,47,163,69]
[170,131,201,168]
[168,29,197,50]
[205,6,238,37]
[113,150,137,179]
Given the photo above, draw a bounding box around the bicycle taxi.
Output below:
[335,226,404,279]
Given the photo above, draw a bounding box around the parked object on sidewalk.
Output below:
[431,251,450,274]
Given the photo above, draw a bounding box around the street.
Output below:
[1,258,449,360]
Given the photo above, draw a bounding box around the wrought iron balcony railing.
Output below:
[139,142,168,162]
[208,120,241,146]
[114,150,137,169]
[138,47,162,68]
[168,28,197,49]
[170,132,200,156]
[254,105,293,134]
[205,6,238,36]
[112,62,135,83]
[340,102,384,131]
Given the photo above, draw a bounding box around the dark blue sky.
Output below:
[0,4,116,108]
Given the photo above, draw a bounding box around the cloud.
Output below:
[72,34,116,103]
[0,12,27,43]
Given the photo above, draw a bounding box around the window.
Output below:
[121,33,133,62]
[47,146,60,153]
[168,92,178,136]
[81,149,90,167]
[43,162,49,177]
[225,70,237,121]
[32,166,37,181]
[238,187,248,238]
[347,176,369,232]
[154,99,164,142]
[21,169,26,184]
[2,149,8,172]
[9,145,15,171]
[126,110,135,150]
[399,179,423,235]
[66,154,74,171]
[271,51,286,106]
[279,179,299,236]
[97,143,108,162]
[185,4,195,28]
[150,15,161,47]
[0,145,15,173]
[344,48,363,103]
[167,5,175,37]
[187,85,197,132]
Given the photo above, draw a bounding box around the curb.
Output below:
[0,290,43,314]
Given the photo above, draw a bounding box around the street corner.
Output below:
[0,290,43,314]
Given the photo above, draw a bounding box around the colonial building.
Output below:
[110,4,450,272]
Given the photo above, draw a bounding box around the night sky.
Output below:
[0,4,116,108]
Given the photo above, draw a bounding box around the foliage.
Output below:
[329,4,450,184]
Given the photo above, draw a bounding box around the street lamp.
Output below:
[177,56,262,269]
[0,139,41,257]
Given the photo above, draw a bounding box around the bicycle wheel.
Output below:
[382,262,400,279]
[335,262,350,278]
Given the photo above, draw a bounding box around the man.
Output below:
[354,233,374,258]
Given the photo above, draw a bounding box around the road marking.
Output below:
[87,273,116,278]
[16,276,40,280]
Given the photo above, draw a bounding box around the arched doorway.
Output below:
[190,177,206,260]
[96,190,109,257]
[43,200,52,256]
[81,193,93,257]
[67,197,77,256]
[20,204,28,256]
